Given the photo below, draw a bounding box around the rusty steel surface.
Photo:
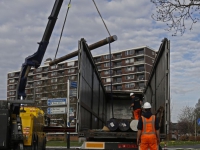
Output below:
[49,35,117,66]
[43,127,75,132]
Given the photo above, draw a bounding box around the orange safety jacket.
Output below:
[141,115,156,136]
[140,115,158,150]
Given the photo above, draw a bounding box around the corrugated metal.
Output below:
[143,38,170,135]
[77,38,106,132]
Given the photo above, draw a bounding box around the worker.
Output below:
[137,102,160,150]
[129,93,142,120]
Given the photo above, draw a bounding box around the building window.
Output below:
[36,81,42,85]
[9,85,15,89]
[136,57,144,61]
[137,65,145,72]
[114,69,122,75]
[52,85,58,90]
[9,91,15,95]
[126,75,135,80]
[104,70,113,75]
[114,61,121,67]
[125,58,134,64]
[105,78,112,83]
[125,50,134,56]
[51,72,57,76]
[152,52,155,55]
[114,53,122,59]
[125,83,135,88]
[9,79,15,83]
[44,67,49,71]
[114,77,122,83]
[9,73,15,77]
[51,65,57,69]
[51,78,57,83]
[152,59,154,63]
[52,92,57,96]
[104,62,112,67]
[94,57,101,63]
[35,88,42,92]
[68,69,75,73]
[69,76,76,80]
[135,49,144,55]
[67,62,75,66]
[105,85,111,90]
[138,82,145,89]
[104,54,112,60]
[125,66,135,72]
[138,74,145,80]
[115,85,122,90]
[36,74,42,78]
[36,94,41,98]
[36,67,42,72]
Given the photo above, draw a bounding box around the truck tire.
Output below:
[42,139,46,150]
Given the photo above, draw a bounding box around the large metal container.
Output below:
[0,109,9,149]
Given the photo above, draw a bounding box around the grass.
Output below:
[160,141,200,147]
[46,141,83,147]
[47,140,200,147]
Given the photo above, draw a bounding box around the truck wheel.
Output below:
[42,137,46,150]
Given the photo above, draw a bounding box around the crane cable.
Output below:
[54,0,72,60]
[92,0,114,119]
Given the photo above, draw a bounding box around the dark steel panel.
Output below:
[143,38,170,135]
[92,73,99,115]
[0,109,9,149]
[77,38,106,132]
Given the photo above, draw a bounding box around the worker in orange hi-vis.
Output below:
[129,93,142,120]
[137,102,160,150]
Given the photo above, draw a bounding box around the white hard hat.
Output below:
[143,102,151,109]
[130,93,134,96]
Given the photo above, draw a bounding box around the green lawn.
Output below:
[47,140,200,147]
[46,141,83,147]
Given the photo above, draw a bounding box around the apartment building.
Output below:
[7,46,156,111]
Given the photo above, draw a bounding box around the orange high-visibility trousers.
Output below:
[140,135,158,150]
[132,109,141,120]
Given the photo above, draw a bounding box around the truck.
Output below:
[74,37,170,149]
[19,106,47,150]
[0,0,64,149]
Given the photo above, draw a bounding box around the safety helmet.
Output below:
[130,93,134,96]
[143,102,151,109]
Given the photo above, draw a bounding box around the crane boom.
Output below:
[17,0,64,99]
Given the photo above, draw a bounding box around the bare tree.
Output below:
[151,0,200,35]
[177,106,195,135]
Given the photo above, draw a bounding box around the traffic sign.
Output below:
[70,89,77,97]
[197,118,200,126]
[70,81,77,88]
[47,107,67,115]
[47,98,67,106]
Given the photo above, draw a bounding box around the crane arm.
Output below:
[17,0,64,99]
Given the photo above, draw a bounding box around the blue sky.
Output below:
[0,0,200,122]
